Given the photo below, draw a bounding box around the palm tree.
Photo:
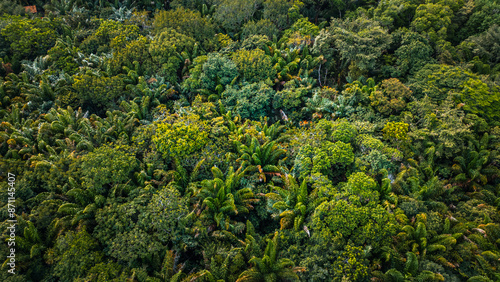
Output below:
[48,186,100,238]
[120,96,152,123]
[110,5,134,22]
[16,220,45,260]
[21,55,50,80]
[236,137,287,182]
[0,104,37,159]
[265,174,308,231]
[160,157,205,195]
[236,232,305,282]
[199,166,258,230]
[452,134,499,192]
[397,214,460,267]
[8,219,47,278]
[38,106,95,152]
[44,0,77,16]
[185,247,245,282]
[126,74,175,105]
[254,119,288,143]
[153,250,185,281]
[373,252,445,281]
[267,42,322,89]
[304,90,337,118]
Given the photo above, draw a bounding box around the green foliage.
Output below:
[392,30,436,77]
[106,35,152,76]
[330,118,357,143]
[222,82,275,120]
[409,64,475,101]
[273,82,309,121]
[190,52,239,94]
[325,141,356,169]
[80,19,140,54]
[78,261,126,281]
[304,90,346,119]
[47,41,80,75]
[312,198,396,250]
[214,0,260,32]
[343,172,379,205]
[411,2,454,42]
[93,196,149,248]
[458,78,500,121]
[237,232,303,281]
[80,144,138,194]
[460,0,500,40]
[155,28,197,55]
[148,28,196,83]
[181,55,208,93]
[405,95,474,158]
[66,73,127,114]
[313,17,391,80]
[241,35,272,51]
[153,112,210,159]
[232,49,276,83]
[1,2,500,281]
[332,244,369,281]
[383,121,410,143]
[357,149,396,175]
[148,186,189,243]
[280,17,319,47]
[451,134,498,191]
[356,134,384,152]
[370,78,412,115]
[1,15,61,61]
[109,227,162,267]
[153,7,216,50]
[0,0,25,16]
[468,276,494,282]
[373,0,419,31]
[263,0,296,30]
[44,0,80,16]
[293,140,354,179]
[241,19,279,40]
[409,64,500,121]
[47,229,103,281]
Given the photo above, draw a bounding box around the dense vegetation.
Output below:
[0,0,499,281]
